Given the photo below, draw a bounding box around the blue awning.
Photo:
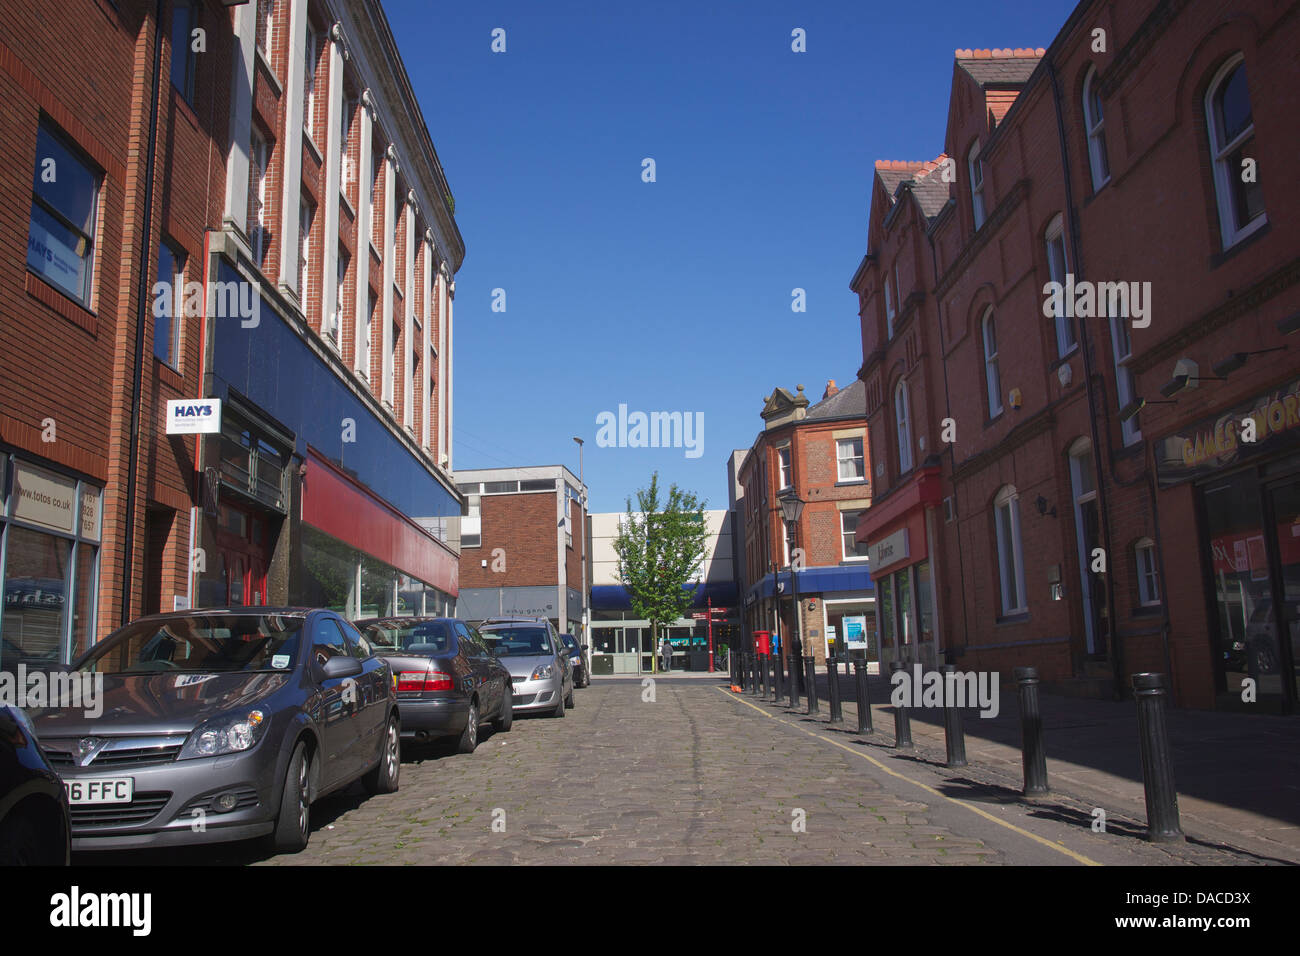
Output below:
[746,564,873,603]
[591,580,738,611]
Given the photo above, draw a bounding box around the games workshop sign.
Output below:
[1156,376,1300,487]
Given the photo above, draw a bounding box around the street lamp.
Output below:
[778,489,804,690]
[572,437,587,647]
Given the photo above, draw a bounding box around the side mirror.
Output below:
[321,655,363,680]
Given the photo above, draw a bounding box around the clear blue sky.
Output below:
[385,0,1079,513]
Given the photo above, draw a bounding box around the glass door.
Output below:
[1265,477,1300,711]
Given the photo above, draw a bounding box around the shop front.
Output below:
[1158,376,1300,714]
[856,464,943,670]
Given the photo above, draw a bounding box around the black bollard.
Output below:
[854,659,873,733]
[773,648,783,701]
[789,651,800,709]
[760,653,769,698]
[1014,666,1049,795]
[889,661,913,749]
[939,664,968,768]
[827,654,843,723]
[1132,673,1184,843]
[749,653,758,696]
[804,655,820,715]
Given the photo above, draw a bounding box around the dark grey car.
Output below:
[29,608,400,854]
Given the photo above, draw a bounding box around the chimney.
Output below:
[823,379,839,400]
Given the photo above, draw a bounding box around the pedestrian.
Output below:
[660,637,672,672]
[790,629,803,693]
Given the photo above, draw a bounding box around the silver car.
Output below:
[478,621,573,717]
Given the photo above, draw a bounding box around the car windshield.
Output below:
[363,620,454,654]
[481,626,551,656]
[81,615,304,674]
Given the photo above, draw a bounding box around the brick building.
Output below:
[0,0,464,675]
[853,0,1300,713]
[455,466,589,640]
[739,379,874,668]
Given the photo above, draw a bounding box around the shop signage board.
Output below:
[868,529,909,571]
[1156,376,1300,487]
[165,398,223,435]
[12,461,76,534]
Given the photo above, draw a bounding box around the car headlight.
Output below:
[180,710,268,759]
[530,664,554,680]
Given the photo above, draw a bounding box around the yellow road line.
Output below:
[717,686,1101,866]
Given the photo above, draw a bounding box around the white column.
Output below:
[438,264,449,464]
[354,94,374,376]
[422,232,433,449]
[278,0,308,295]
[381,150,397,405]
[320,26,344,347]
[223,1,256,232]
[446,278,454,471]
[403,192,416,427]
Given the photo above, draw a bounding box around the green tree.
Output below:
[612,472,709,673]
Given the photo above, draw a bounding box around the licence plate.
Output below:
[65,777,134,805]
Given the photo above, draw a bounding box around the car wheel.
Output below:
[271,742,311,854]
[363,715,401,795]
[552,687,566,718]
[457,700,480,753]
[493,685,513,732]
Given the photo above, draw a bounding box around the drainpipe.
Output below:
[120,0,167,627]
[1048,58,1123,698]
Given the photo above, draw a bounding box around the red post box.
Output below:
[753,630,771,656]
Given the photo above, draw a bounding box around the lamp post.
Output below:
[779,489,804,692]
[572,437,587,646]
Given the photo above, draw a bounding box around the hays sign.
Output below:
[165,398,222,435]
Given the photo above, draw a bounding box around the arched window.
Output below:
[1083,65,1109,191]
[967,141,986,230]
[1069,438,1105,654]
[993,486,1026,615]
[884,266,896,338]
[895,379,912,473]
[1045,213,1076,356]
[1206,54,1265,248]
[982,308,1002,416]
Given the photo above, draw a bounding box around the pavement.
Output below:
[71,669,1294,866]
[787,663,1300,864]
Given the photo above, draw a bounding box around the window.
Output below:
[836,438,865,482]
[1069,437,1105,654]
[968,141,986,230]
[895,379,912,473]
[994,486,1026,615]
[369,148,380,247]
[982,308,1002,417]
[327,246,347,346]
[462,495,481,548]
[303,28,318,140]
[1045,214,1076,356]
[28,120,100,306]
[340,95,354,188]
[361,289,375,378]
[1206,54,1265,248]
[298,198,314,303]
[884,269,895,338]
[257,0,276,56]
[840,510,869,560]
[1083,65,1109,191]
[249,129,269,264]
[170,1,199,106]
[1135,538,1160,606]
[776,445,792,490]
[1108,301,1140,446]
[565,495,573,548]
[154,241,184,367]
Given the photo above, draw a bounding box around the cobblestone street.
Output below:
[74,677,1276,866]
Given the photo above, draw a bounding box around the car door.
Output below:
[472,624,508,711]
[454,622,495,715]
[308,615,355,789]
[341,617,388,775]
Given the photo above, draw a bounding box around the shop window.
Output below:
[1205,54,1265,249]
[28,119,101,307]
[1083,65,1109,192]
[994,485,1027,615]
[1135,538,1160,606]
[837,438,865,482]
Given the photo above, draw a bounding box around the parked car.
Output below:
[0,705,70,865]
[356,617,511,753]
[29,608,400,854]
[478,620,573,717]
[560,633,590,688]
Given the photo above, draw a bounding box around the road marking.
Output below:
[717,686,1101,866]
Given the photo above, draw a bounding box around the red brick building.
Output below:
[853,0,1300,713]
[739,380,874,668]
[0,0,464,674]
